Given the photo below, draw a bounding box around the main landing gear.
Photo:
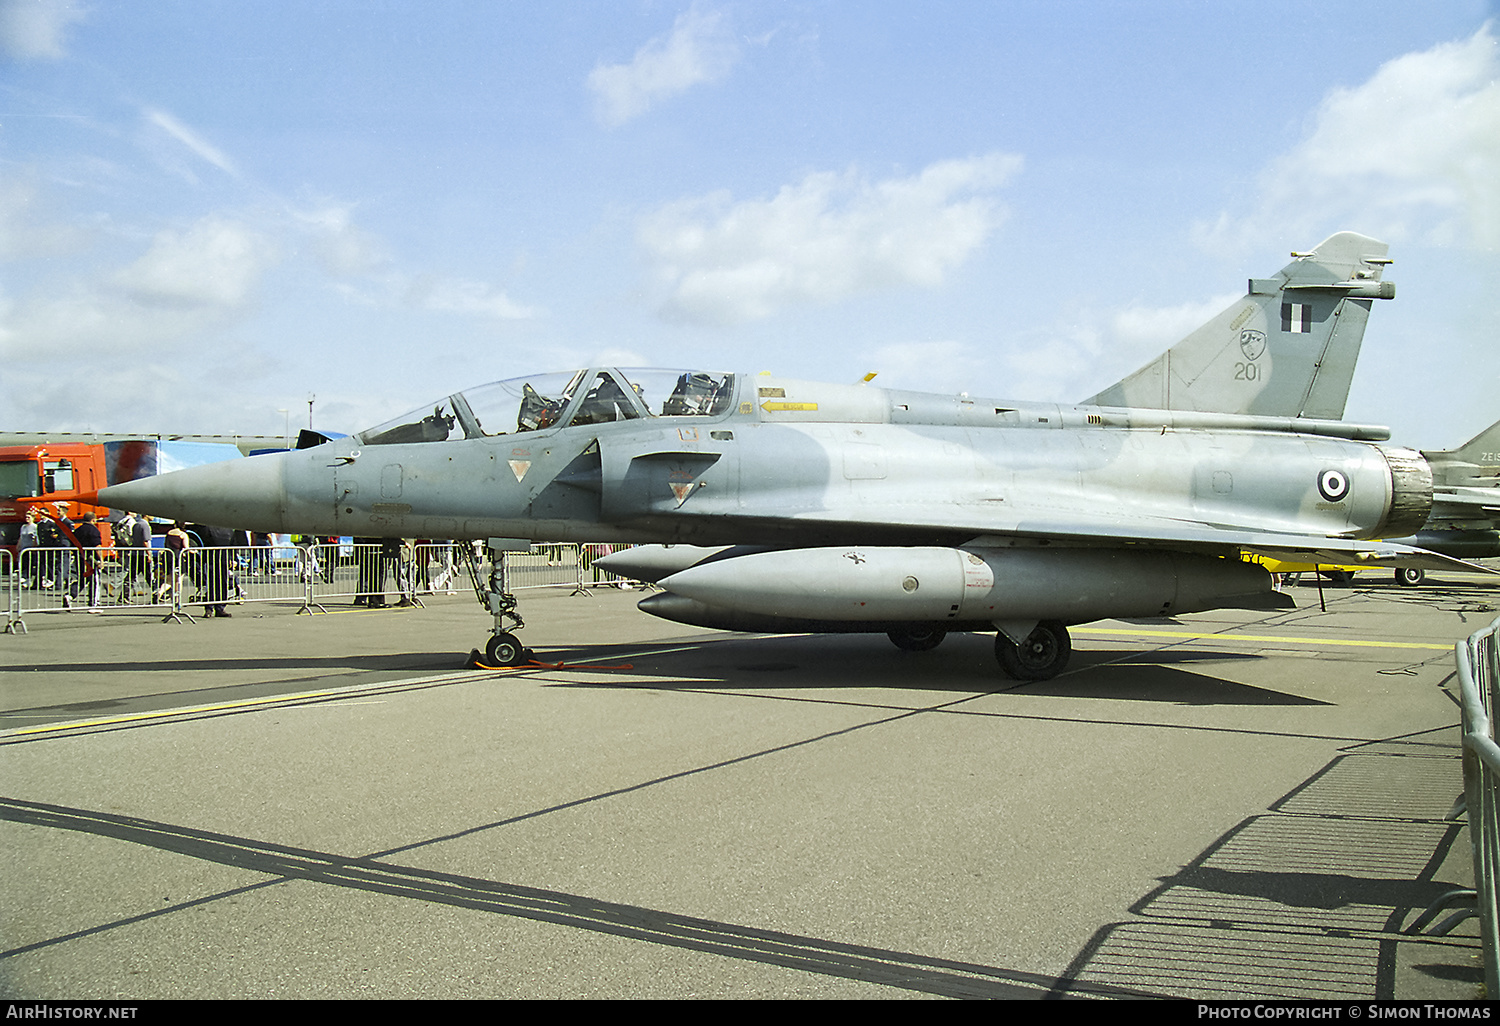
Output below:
[1395,566,1425,587]
[887,626,947,652]
[994,621,1071,681]
[886,620,1073,680]
[460,543,531,667]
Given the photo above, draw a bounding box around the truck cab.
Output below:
[0,444,111,554]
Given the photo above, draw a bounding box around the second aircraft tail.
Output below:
[1423,418,1500,532]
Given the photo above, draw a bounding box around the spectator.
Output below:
[118,512,156,601]
[71,511,102,609]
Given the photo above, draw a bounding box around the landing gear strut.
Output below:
[995,621,1071,680]
[460,543,530,667]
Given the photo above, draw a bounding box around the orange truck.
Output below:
[0,440,242,555]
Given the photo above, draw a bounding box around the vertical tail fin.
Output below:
[1422,418,1500,530]
[1437,419,1500,468]
[1084,232,1394,418]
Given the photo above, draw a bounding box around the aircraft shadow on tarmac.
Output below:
[537,634,1327,707]
[0,795,1146,1000]
[0,638,1323,731]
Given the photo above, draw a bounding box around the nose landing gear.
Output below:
[460,542,533,667]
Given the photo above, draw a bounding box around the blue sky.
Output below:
[2,1,1496,449]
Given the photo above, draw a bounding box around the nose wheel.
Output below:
[460,543,533,667]
[486,631,527,667]
[995,621,1070,680]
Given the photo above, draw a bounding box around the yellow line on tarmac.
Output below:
[4,671,480,738]
[1073,626,1453,651]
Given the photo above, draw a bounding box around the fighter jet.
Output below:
[1382,418,1500,583]
[97,232,1479,677]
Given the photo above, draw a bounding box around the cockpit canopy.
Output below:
[356,368,737,446]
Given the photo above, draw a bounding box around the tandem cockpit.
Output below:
[356,368,738,446]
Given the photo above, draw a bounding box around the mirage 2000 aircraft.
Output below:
[96,232,1485,677]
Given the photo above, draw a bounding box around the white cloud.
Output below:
[403,275,537,320]
[141,107,241,181]
[1109,293,1240,356]
[0,360,291,435]
[639,153,1023,325]
[589,346,650,367]
[1199,23,1500,252]
[5,285,235,367]
[0,214,278,398]
[112,217,276,309]
[1002,326,1102,404]
[869,339,986,397]
[588,5,739,127]
[285,203,536,320]
[1019,291,1239,403]
[298,204,394,278]
[954,292,1242,406]
[0,175,92,259]
[0,213,289,434]
[0,0,84,61]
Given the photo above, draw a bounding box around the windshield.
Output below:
[0,460,41,500]
[357,368,736,445]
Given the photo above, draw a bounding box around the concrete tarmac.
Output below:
[2,570,1497,1000]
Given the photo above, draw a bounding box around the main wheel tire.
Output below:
[1395,566,1425,587]
[995,621,1071,681]
[887,626,947,652]
[485,631,526,667]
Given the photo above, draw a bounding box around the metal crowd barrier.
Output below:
[13,545,308,621]
[408,542,459,596]
[298,541,617,606]
[2,541,646,630]
[306,542,418,609]
[503,543,585,592]
[181,546,313,615]
[15,545,173,617]
[2,549,17,634]
[422,542,626,595]
[581,543,644,588]
[1456,614,1500,997]
[474,541,646,592]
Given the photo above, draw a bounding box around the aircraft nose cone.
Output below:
[98,452,289,531]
